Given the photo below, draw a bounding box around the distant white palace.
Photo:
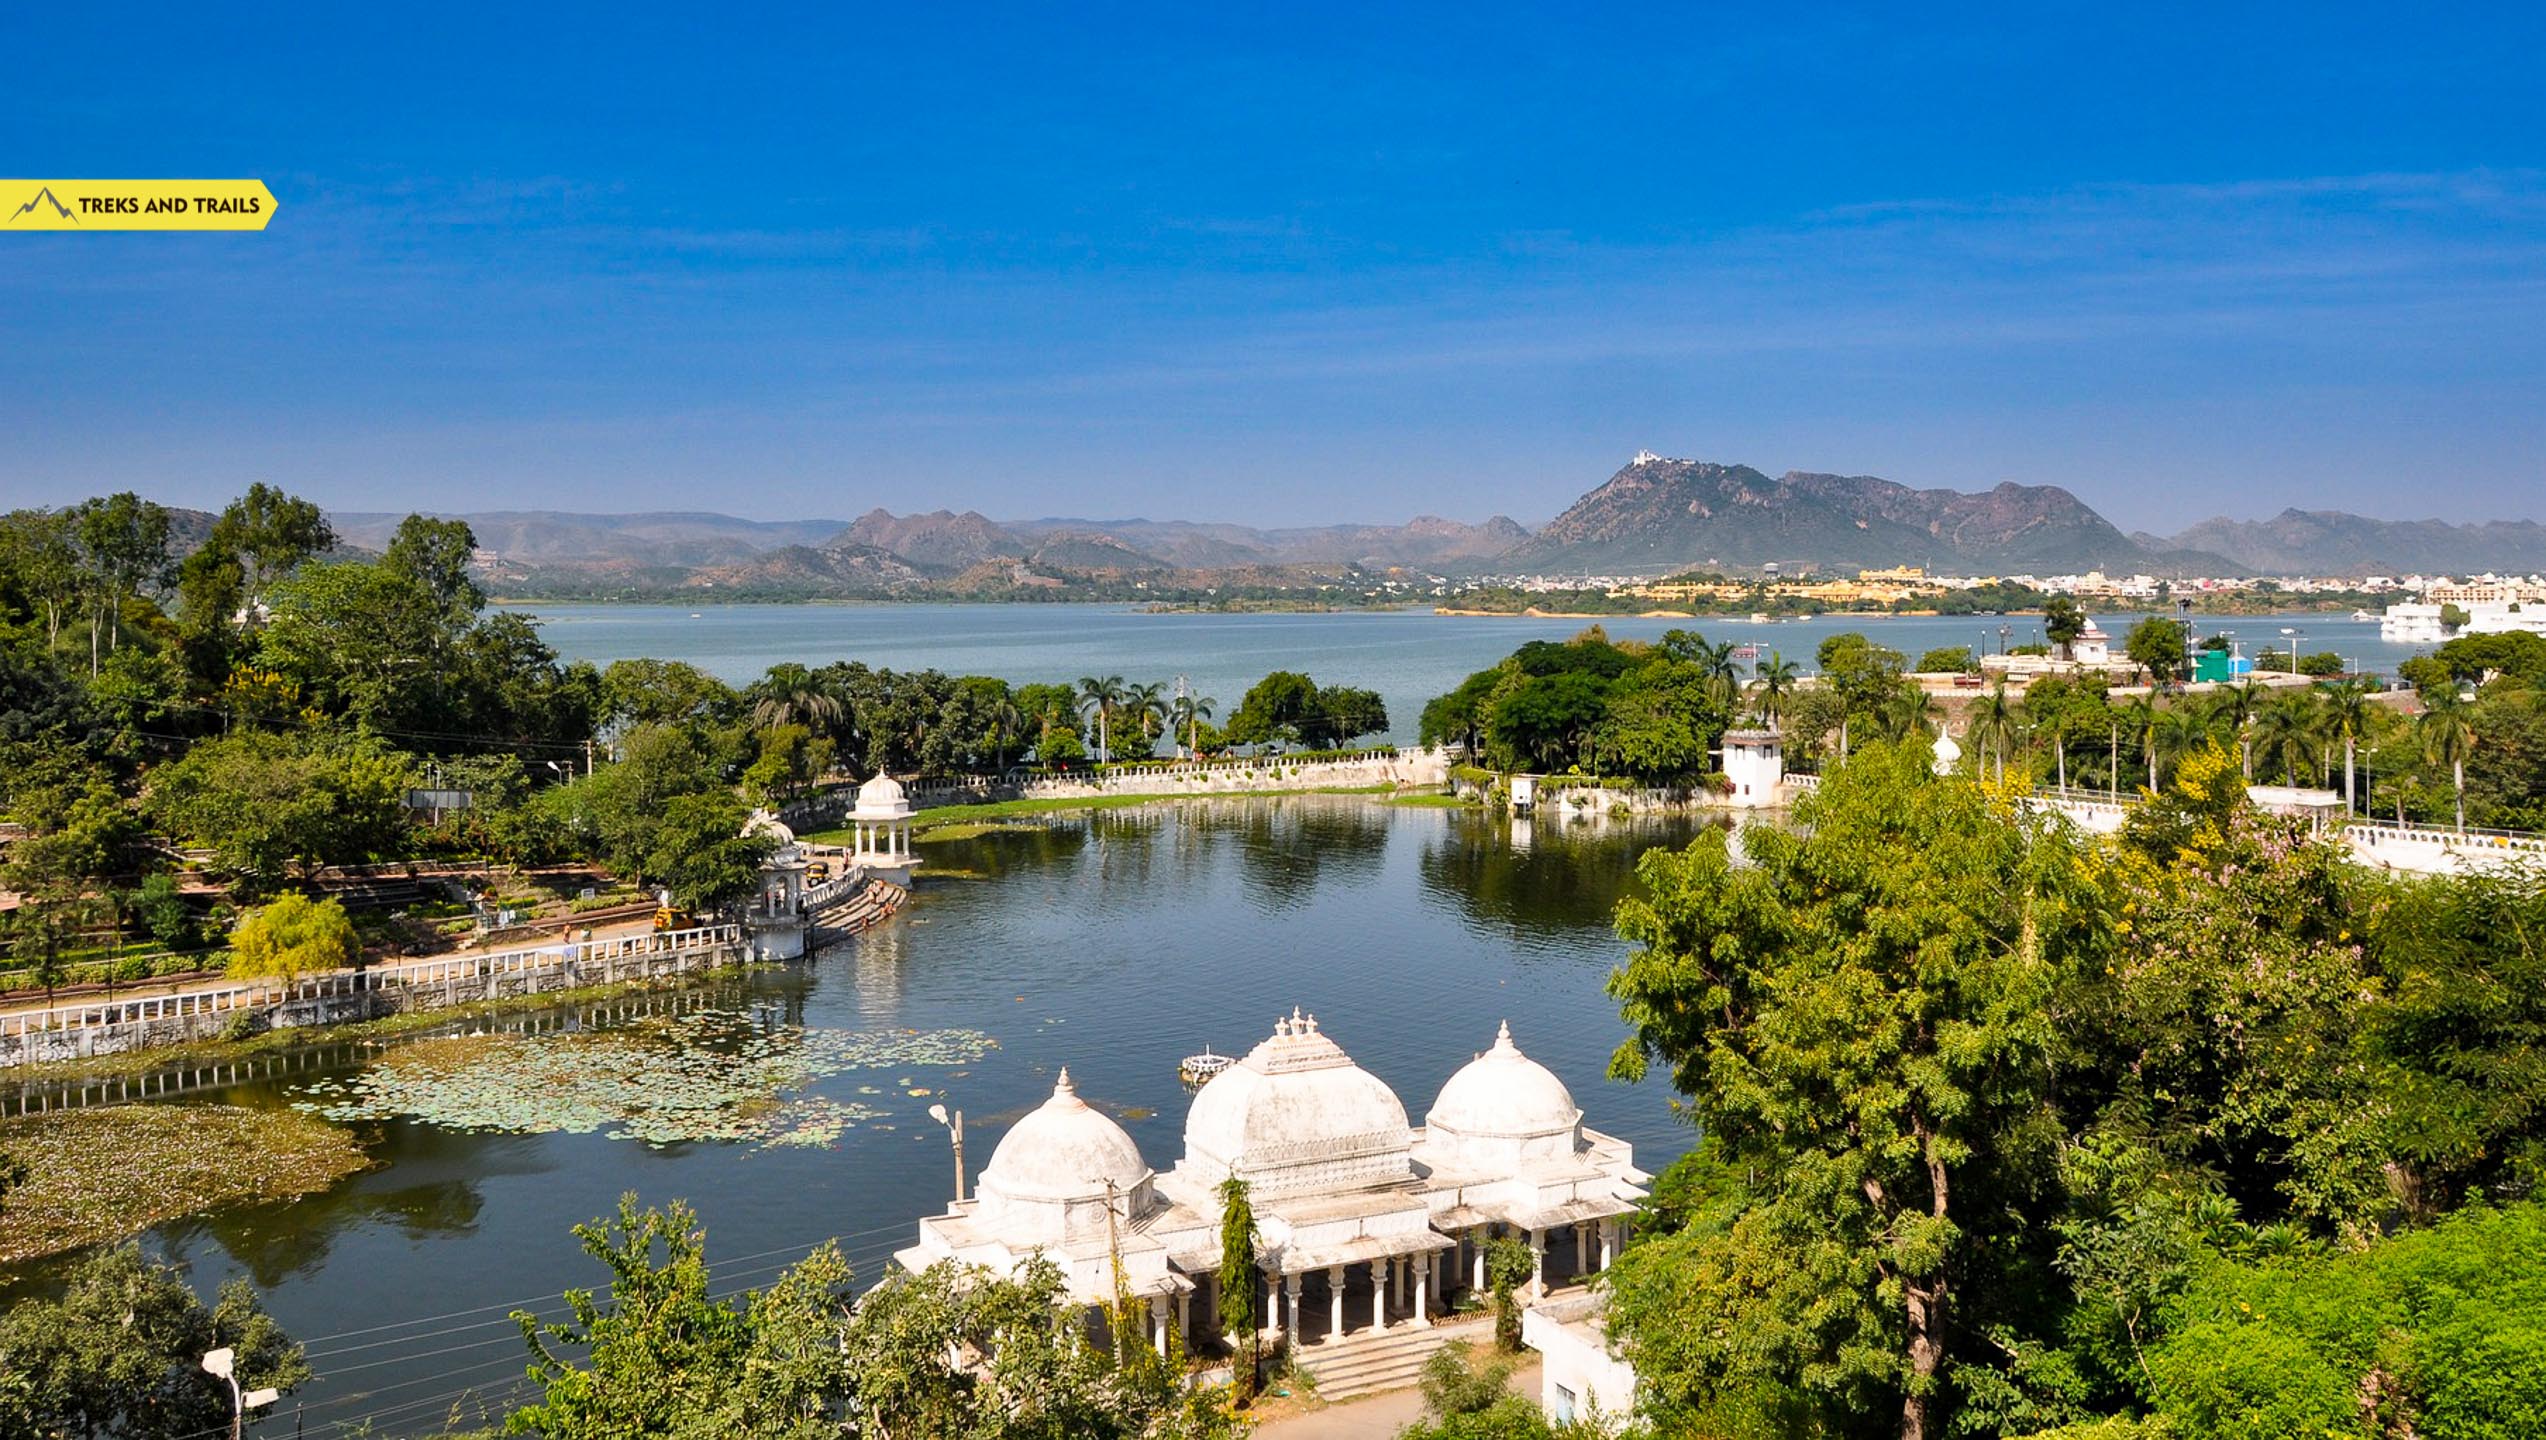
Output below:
[896,1012,1648,1361]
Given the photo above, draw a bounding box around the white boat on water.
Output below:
[1748,612,1771,624]
[2352,608,2376,622]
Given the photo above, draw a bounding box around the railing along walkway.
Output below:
[0,924,742,1039]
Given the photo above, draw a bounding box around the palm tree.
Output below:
[2250,695,2321,788]
[2217,680,2267,779]
[2417,694,2479,834]
[987,696,1024,774]
[1126,681,1169,757]
[1076,674,1128,765]
[1694,639,1743,710]
[1876,683,1938,743]
[750,665,844,738]
[1969,677,2020,783]
[2152,705,2209,791]
[2122,693,2161,791]
[1170,691,1217,758]
[2324,679,2373,814]
[1749,652,1799,727]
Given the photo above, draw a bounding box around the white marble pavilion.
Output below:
[895,1010,1648,1355]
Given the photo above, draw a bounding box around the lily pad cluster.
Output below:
[0,1105,371,1266]
[291,1011,996,1151]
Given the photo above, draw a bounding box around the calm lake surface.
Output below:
[509,603,2416,744]
[13,798,1710,1434]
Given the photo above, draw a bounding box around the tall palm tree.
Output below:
[2250,695,2321,788]
[1749,652,1799,727]
[1695,639,1743,710]
[2152,705,2209,791]
[1126,681,1169,757]
[987,696,1024,774]
[1969,677,2020,783]
[2324,679,2373,814]
[1170,691,1217,758]
[2216,679,2267,779]
[2417,694,2479,834]
[2122,693,2161,791]
[1076,674,1128,765]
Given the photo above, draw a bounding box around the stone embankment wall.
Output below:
[785,750,1451,828]
[0,927,747,1068]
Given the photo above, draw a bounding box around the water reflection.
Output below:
[1419,809,1712,940]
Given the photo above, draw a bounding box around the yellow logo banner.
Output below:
[4,179,279,231]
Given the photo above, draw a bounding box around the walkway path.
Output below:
[1254,1357,1541,1440]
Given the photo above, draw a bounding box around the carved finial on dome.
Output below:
[1494,1019,1515,1051]
[1274,1014,1290,1037]
[1054,1067,1076,1097]
[1304,1013,1319,1034]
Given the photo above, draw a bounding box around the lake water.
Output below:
[11,798,1709,1434]
[510,603,2416,745]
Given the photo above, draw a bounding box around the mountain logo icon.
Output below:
[8,185,77,224]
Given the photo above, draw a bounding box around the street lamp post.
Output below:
[201,1348,280,1440]
[927,1103,966,1203]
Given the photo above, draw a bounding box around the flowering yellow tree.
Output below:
[227,893,358,981]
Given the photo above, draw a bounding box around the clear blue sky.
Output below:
[6,3,2542,531]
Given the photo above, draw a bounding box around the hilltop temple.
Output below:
[895,1011,1648,1359]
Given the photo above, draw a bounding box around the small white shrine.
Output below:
[845,773,916,880]
[896,1011,1648,1360]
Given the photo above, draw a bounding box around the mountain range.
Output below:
[306,459,2546,597]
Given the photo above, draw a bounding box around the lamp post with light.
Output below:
[927,1103,966,1203]
[201,1347,280,1440]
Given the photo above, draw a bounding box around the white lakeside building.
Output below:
[896,1011,1649,1358]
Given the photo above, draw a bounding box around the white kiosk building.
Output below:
[895,1011,1648,1373]
[844,773,917,881]
[1718,729,1785,807]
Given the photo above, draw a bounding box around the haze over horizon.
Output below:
[7,5,2543,532]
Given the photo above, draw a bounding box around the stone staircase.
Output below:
[1296,1313,1493,1403]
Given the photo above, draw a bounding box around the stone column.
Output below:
[1413,1250,1431,1327]
[1470,1226,1488,1291]
[1599,1218,1615,1271]
[1284,1272,1302,1350]
[1176,1290,1191,1352]
[1264,1269,1280,1343]
[1326,1265,1345,1343]
[1528,1227,1546,1301]
[1371,1258,1388,1334]
[1150,1296,1170,1357]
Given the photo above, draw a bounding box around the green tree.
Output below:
[2044,596,2088,658]
[144,730,415,890]
[508,1195,854,1440]
[1218,1176,1261,1405]
[645,792,776,913]
[2124,618,2189,687]
[1077,673,1130,763]
[71,491,174,675]
[0,1244,309,1439]
[227,892,360,981]
[2417,693,2480,834]
[1917,646,1978,674]
[1606,742,2097,1439]
[1311,684,1389,748]
[1225,671,1319,753]
[382,513,485,617]
[1483,1236,1533,1355]
[1749,651,1799,727]
[1395,1341,1573,1440]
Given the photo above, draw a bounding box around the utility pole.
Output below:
[928,1103,965,1202]
[583,737,595,776]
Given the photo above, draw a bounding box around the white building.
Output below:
[896,1012,1648,1362]
[2070,618,2112,666]
[844,773,917,881]
[1524,1292,1638,1425]
[1719,729,1784,807]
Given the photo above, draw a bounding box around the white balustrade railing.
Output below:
[0,924,742,1040]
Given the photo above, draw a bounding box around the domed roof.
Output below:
[852,773,913,818]
[1931,730,1963,774]
[1426,1021,1581,1143]
[1183,1010,1411,1196]
[979,1069,1152,1203]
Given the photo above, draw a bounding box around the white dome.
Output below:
[978,1069,1152,1204]
[1931,730,1963,774]
[1182,1010,1411,1197]
[1426,1021,1581,1143]
[852,773,913,818]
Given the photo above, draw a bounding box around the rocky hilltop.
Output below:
[1497,455,2210,575]
[2142,510,2546,576]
